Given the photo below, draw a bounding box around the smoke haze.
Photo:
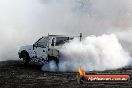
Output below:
[58,34,132,71]
[0,0,132,70]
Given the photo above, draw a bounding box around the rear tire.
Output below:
[48,56,59,70]
[54,57,59,66]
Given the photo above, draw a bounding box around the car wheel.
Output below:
[22,52,30,66]
[48,56,59,70]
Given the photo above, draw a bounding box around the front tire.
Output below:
[21,51,30,66]
[23,57,29,66]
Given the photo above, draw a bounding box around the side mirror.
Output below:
[33,44,35,50]
[33,44,37,49]
[51,38,55,46]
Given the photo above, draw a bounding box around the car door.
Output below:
[34,37,49,63]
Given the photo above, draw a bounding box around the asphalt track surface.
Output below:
[0,60,132,88]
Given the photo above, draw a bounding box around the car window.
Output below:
[35,37,48,48]
[56,37,73,46]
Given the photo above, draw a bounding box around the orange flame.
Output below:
[78,66,86,76]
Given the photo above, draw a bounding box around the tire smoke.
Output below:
[57,34,131,71]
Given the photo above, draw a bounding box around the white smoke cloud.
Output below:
[58,34,132,71]
[115,29,132,54]
[0,0,132,62]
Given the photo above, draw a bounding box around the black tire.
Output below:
[54,57,59,66]
[55,57,59,70]
[22,51,30,66]
[48,56,59,70]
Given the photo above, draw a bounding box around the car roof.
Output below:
[48,34,73,38]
